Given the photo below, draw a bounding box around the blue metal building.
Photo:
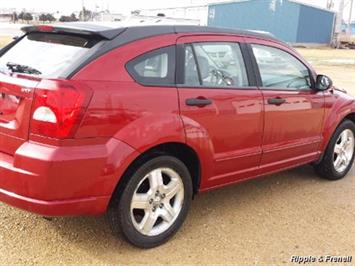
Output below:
[208,0,336,44]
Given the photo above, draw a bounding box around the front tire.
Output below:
[314,119,355,180]
[108,155,193,248]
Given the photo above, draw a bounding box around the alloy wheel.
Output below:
[333,129,355,173]
[130,167,184,236]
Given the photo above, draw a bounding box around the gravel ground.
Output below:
[1,166,354,265]
[0,36,12,48]
[298,48,355,95]
[0,43,354,265]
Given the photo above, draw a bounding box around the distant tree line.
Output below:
[39,13,56,22]
[59,13,79,22]
[17,11,33,23]
[10,10,92,23]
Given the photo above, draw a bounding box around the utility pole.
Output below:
[348,0,354,35]
[332,0,345,48]
[82,0,86,21]
[327,0,334,10]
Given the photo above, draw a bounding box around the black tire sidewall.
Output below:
[115,155,193,248]
[321,120,355,179]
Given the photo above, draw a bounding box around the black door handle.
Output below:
[267,97,286,105]
[186,98,212,107]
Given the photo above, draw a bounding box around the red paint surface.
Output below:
[0,32,354,216]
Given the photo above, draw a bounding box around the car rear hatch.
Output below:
[0,74,38,155]
[0,24,124,155]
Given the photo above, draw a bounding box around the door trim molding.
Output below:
[262,137,322,154]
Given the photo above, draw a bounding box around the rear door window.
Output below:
[0,33,99,78]
[181,42,249,88]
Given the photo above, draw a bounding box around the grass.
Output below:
[0,36,12,48]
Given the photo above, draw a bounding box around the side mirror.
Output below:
[315,75,333,91]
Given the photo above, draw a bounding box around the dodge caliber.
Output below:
[0,24,354,248]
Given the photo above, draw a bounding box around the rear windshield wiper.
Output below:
[6,62,42,75]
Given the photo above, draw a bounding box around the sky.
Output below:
[0,0,353,20]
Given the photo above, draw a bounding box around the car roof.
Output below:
[22,23,278,42]
[21,23,283,78]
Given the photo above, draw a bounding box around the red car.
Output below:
[0,24,354,248]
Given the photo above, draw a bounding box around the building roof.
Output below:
[209,0,335,13]
[289,0,335,13]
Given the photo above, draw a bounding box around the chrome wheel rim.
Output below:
[333,129,355,173]
[130,168,184,236]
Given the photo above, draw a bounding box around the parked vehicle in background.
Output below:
[339,33,355,49]
[0,24,354,248]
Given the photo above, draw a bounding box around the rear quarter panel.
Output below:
[71,35,192,196]
[72,34,186,151]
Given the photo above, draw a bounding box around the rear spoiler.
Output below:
[21,24,127,40]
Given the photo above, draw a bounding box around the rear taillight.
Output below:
[30,80,92,139]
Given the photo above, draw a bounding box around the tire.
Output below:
[314,119,355,180]
[108,155,193,248]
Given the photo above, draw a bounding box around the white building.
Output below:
[138,5,209,25]
[90,13,199,26]
[93,12,125,22]
[124,14,200,26]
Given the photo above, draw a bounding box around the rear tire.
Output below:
[314,120,355,180]
[108,155,192,248]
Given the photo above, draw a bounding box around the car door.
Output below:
[176,35,264,189]
[248,40,325,172]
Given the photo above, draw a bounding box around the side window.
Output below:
[182,42,249,88]
[251,44,311,90]
[126,46,175,86]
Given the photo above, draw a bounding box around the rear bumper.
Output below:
[0,138,139,216]
[0,188,110,216]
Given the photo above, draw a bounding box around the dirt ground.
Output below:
[0,41,354,265]
[0,36,12,48]
[297,48,355,95]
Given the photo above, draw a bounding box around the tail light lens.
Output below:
[30,80,92,139]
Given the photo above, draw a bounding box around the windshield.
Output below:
[0,33,99,78]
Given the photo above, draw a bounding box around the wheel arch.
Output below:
[108,142,201,210]
[343,113,355,125]
[317,112,355,164]
[326,112,355,147]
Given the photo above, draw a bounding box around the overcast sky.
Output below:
[0,0,353,20]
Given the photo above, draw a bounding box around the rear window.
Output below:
[0,33,99,78]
